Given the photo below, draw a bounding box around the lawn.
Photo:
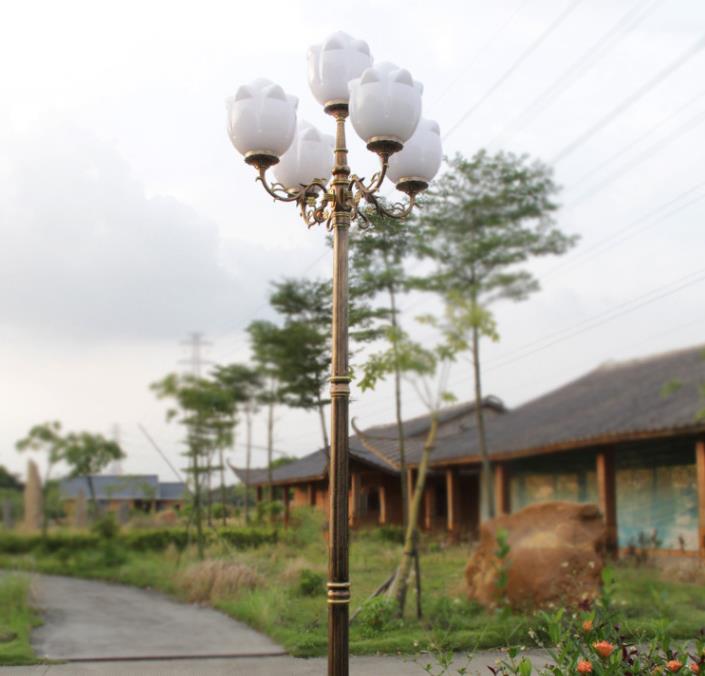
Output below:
[0,574,41,666]
[2,509,705,659]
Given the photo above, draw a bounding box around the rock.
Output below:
[23,460,43,532]
[465,501,606,610]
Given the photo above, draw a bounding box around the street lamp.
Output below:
[226,31,441,676]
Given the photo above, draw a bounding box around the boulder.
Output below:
[465,501,606,610]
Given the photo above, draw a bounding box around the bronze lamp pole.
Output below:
[225,31,442,676]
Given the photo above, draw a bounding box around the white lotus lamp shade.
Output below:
[308,32,373,110]
[348,62,423,156]
[387,119,442,194]
[226,78,298,169]
[273,121,334,191]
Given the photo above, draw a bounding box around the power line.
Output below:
[443,0,586,141]
[568,108,705,205]
[568,86,705,188]
[550,33,705,164]
[542,181,705,278]
[490,0,663,145]
[433,0,532,109]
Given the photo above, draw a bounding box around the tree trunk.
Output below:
[206,449,213,527]
[471,320,494,520]
[191,430,205,560]
[389,285,409,530]
[386,415,438,616]
[266,398,274,523]
[317,397,330,461]
[219,443,228,527]
[41,464,53,538]
[245,406,253,525]
[86,473,98,523]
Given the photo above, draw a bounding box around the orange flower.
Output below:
[593,641,614,658]
[667,661,683,673]
[689,664,699,674]
[577,660,593,673]
[582,619,593,632]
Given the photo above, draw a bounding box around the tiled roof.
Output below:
[59,475,186,501]
[432,344,705,464]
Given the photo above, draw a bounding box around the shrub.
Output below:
[281,507,326,548]
[425,596,479,632]
[356,596,400,639]
[0,526,277,556]
[298,569,325,597]
[92,514,119,540]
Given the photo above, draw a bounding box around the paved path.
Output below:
[0,652,551,675]
[29,575,284,661]
[3,574,550,675]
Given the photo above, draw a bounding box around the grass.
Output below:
[0,574,41,666]
[3,510,705,659]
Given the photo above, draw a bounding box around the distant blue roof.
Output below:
[59,475,185,501]
[158,482,187,500]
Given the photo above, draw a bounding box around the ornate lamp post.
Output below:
[226,31,441,676]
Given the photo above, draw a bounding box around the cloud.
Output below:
[0,120,281,342]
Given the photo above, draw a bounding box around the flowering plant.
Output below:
[490,570,705,675]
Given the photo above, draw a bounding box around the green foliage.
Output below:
[357,524,405,544]
[0,466,21,491]
[0,526,277,556]
[414,150,576,302]
[281,507,326,547]
[358,326,437,392]
[62,433,124,483]
[297,568,325,597]
[92,513,119,540]
[0,575,41,666]
[495,527,511,607]
[660,378,683,398]
[356,596,401,638]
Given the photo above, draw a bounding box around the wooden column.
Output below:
[283,487,290,528]
[349,471,361,528]
[406,468,415,523]
[424,483,435,531]
[596,448,618,555]
[446,468,458,533]
[307,482,316,507]
[696,441,705,558]
[494,463,510,516]
[256,485,263,505]
[379,484,387,525]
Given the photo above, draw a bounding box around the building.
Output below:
[60,475,187,517]
[236,344,705,557]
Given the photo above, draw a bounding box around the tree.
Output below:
[62,432,124,518]
[151,373,236,558]
[247,320,285,504]
[415,150,577,519]
[270,279,333,457]
[355,334,453,617]
[350,211,418,529]
[0,466,21,491]
[212,362,263,525]
[16,421,66,536]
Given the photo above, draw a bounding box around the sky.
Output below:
[2,0,705,483]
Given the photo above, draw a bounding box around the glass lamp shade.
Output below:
[307,32,373,110]
[387,118,442,194]
[348,62,423,156]
[273,120,334,191]
[226,78,298,169]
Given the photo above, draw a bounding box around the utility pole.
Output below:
[179,332,214,534]
[179,332,212,377]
